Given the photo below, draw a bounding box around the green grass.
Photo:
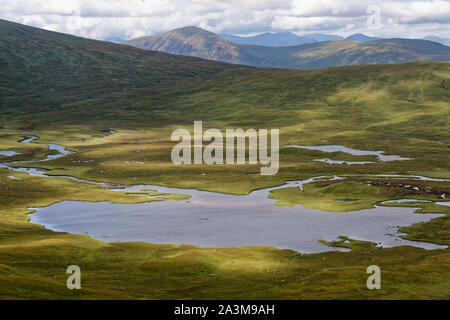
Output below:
[269,179,450,212]
[320,236,380,251]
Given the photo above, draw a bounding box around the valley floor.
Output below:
[0,129,448,299]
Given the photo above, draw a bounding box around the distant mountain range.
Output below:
[306,33,344,42]
[112,30,450,48]
[220,32,316,47]
[220,32,381,46]
[124,26,450,70]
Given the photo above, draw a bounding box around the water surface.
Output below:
[29,182,447,253]
[0,151,19,156]
[285,145,412,162]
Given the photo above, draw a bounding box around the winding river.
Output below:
[1,135,448,253]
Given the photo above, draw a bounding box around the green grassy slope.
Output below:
[125,26,450,69]
[0,19,252,117]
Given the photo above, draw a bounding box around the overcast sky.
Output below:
[1,0,449,40]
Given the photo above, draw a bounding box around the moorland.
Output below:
[0,19,449,299]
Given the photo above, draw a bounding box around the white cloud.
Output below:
[0,0,449,40]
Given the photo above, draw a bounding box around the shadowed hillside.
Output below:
[0,19,250,114]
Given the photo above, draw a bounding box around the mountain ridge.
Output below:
[220,31,317,47]
[125,26,450,69]
[220,32,383,46]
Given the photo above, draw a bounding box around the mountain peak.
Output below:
[171,26,216,36]
[175,26,208,32]
[125,25,243,63]
[345,33,382,42]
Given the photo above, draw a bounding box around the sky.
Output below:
[0,0,449,41]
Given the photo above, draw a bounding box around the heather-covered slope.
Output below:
[0,19,248,113]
